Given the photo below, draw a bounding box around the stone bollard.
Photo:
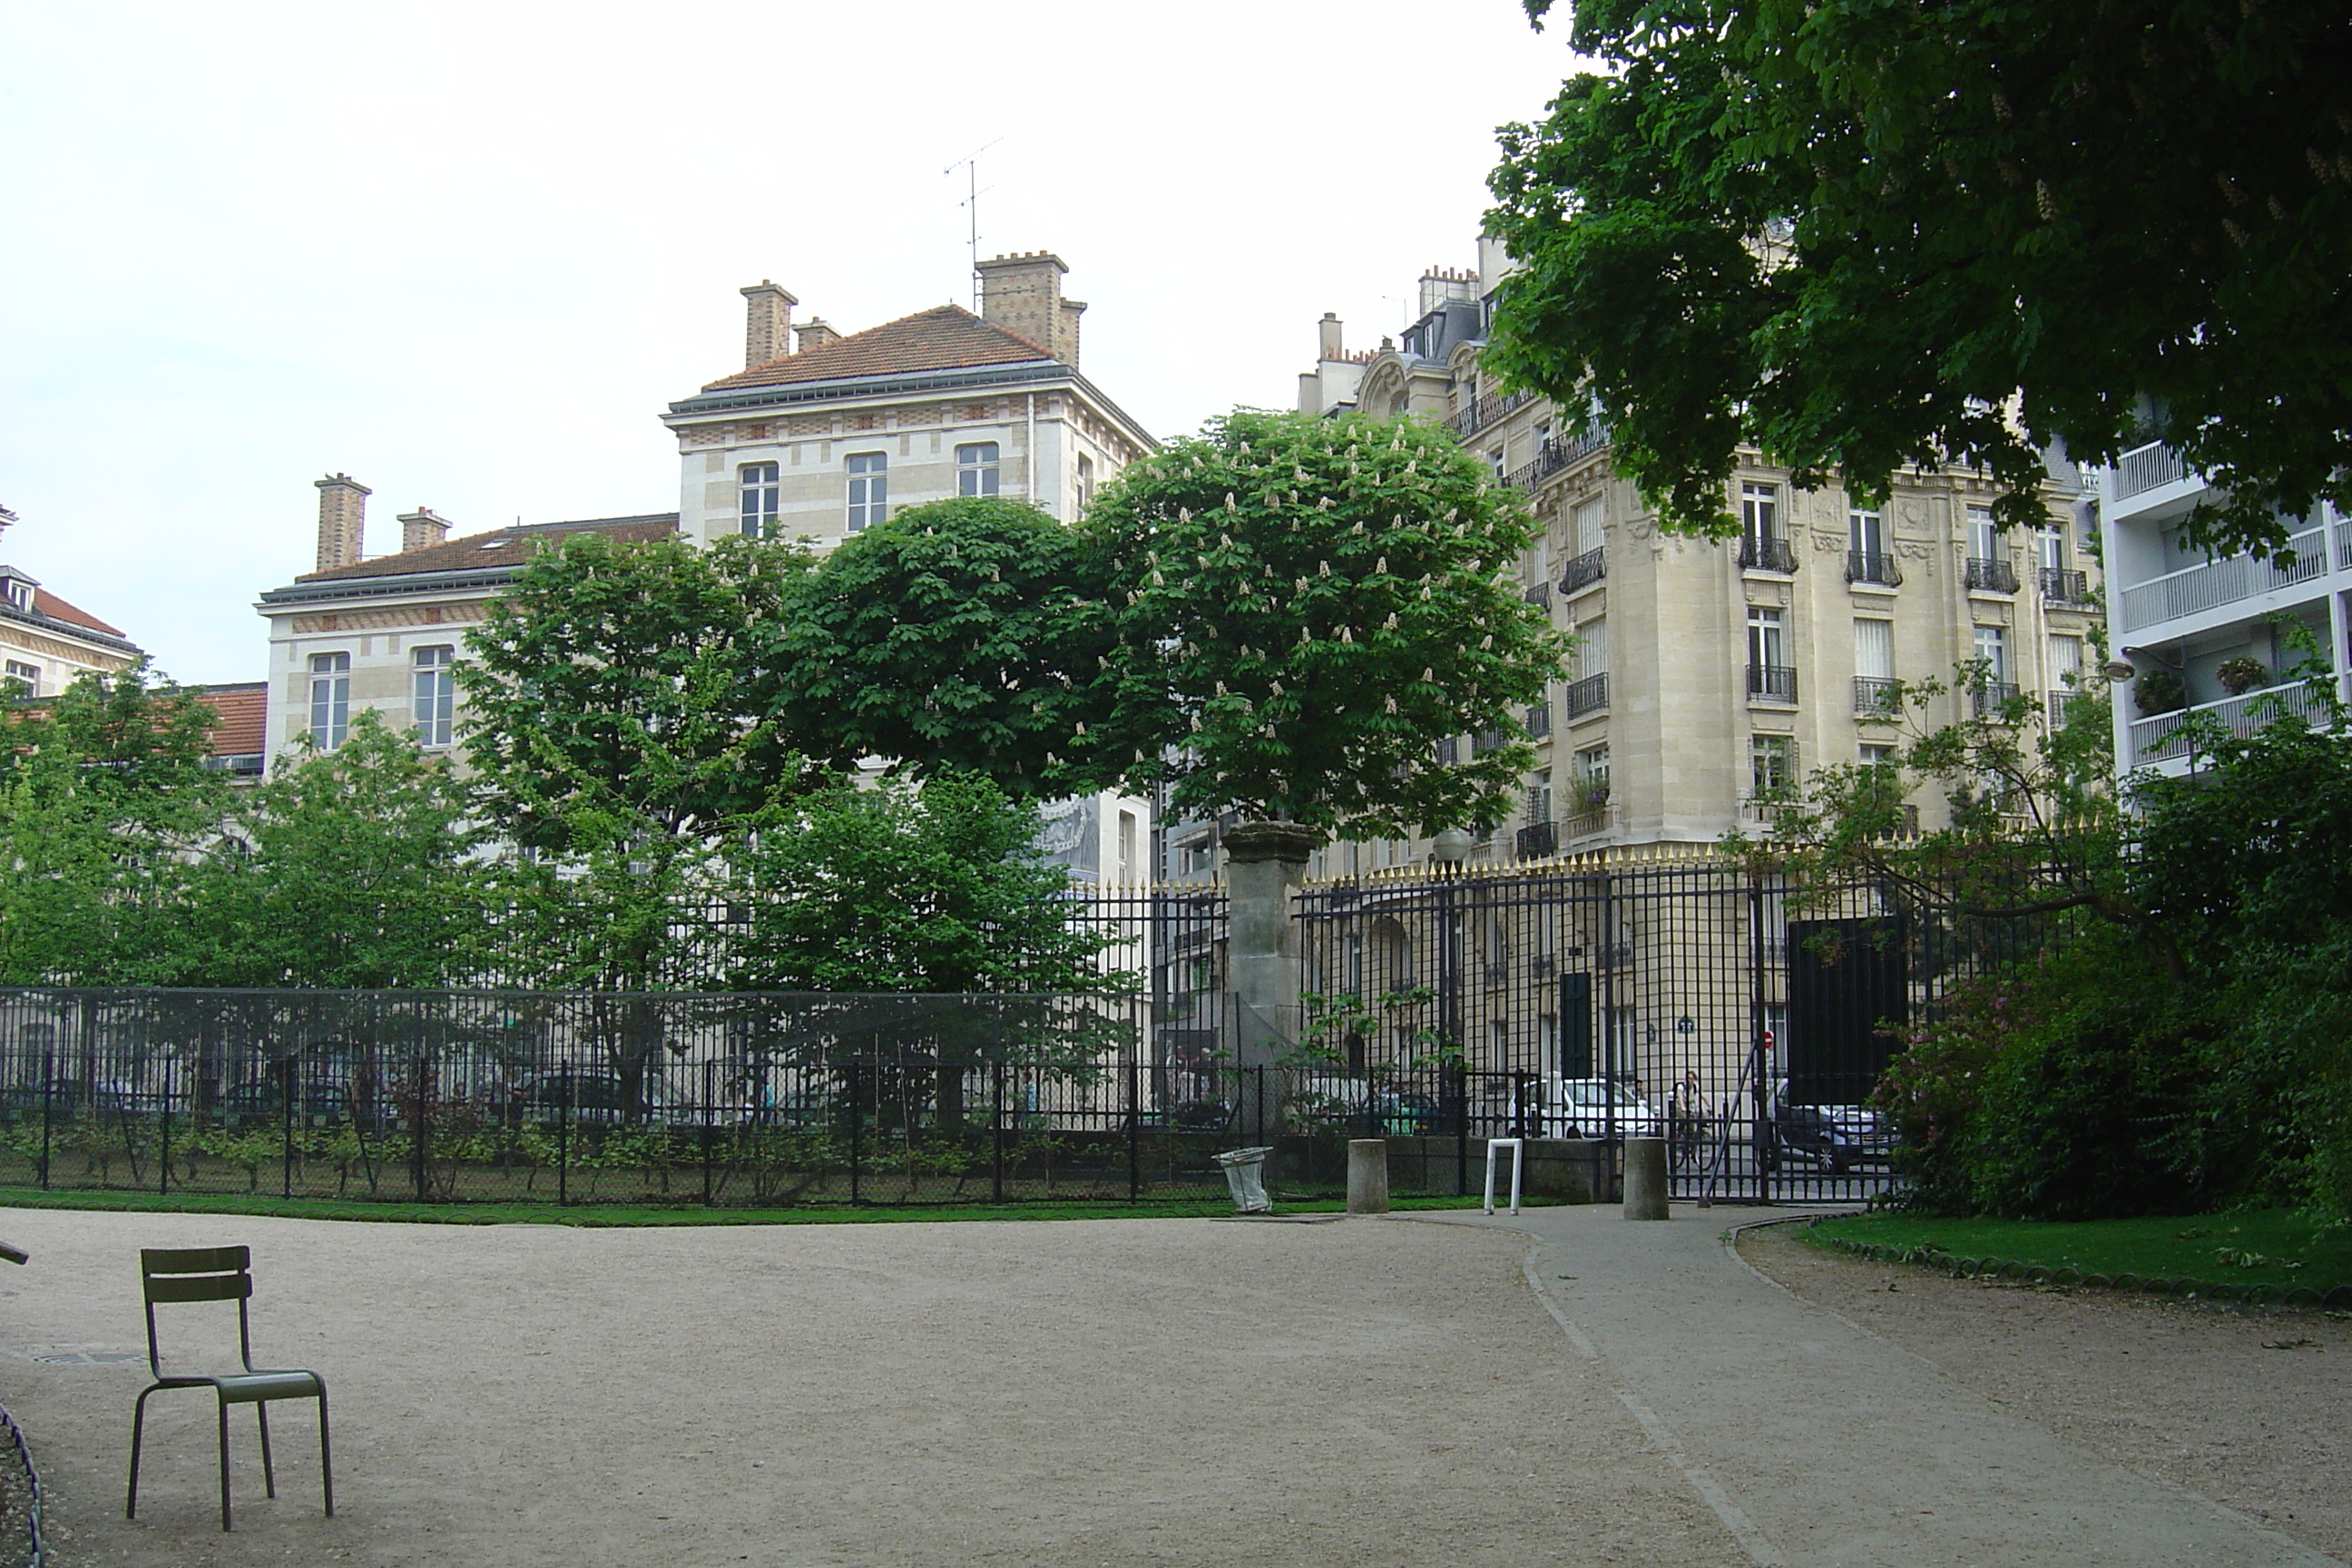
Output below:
[1346,1139,1389,1215]
[1622,1137,1670,1220]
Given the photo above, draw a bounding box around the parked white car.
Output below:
[1519,1076,1666,1140]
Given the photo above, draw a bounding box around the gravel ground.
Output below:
[1740,1223,2352,1563]
[0,1208,1742,1568]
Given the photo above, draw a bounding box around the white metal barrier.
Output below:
[1484,1137,1524,1216]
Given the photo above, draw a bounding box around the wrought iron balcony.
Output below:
[1446,387,1536,437]
[1748,664,1798,702]
[1504,426,1611,491]
[1558,547,1605,592]
[1521,581,1553,610]
[1846,550,1902,587]
[1472,728,1510,756]
[1853,676,1901,715]
[2038,566,2090,603]
[1970,681,2022,718]
[1739,535,1798,573]
[1514,820,1557,860]
[1524,702,1553,739]
[1566,672,1610,718]
[1433,736,1460,766]
[1965,556,2020,593]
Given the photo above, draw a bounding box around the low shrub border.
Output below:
[1803,1216,2352,1309]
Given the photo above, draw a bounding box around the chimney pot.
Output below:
[314,473,371,573]
[740,280,799,368]
[397,506,452,554]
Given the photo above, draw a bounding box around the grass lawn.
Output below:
[1807,1210,2352,1293]
[0,1185,1526,1228]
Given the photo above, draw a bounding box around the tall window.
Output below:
[1747,605,1786,667]
[1573,495,1604,558]
[413,644,456,747]
[2036,522,2065,573]
[1967,505,2000,561]
[846,452,887,532]
[1974,624,2009,681]
[1741,483,1779,545]
[739,462,779,537]
[1750,734,1796,795]
[1854,619,1894,681]
[956,442,1001,498]
[3,659,38,696]
[1577,616,1608,680]
[1858,742,1896,767]
[2048,633,2083,690]
[1849,507,1883,557]
[309,652,351,750]
[1076,454,1095,511]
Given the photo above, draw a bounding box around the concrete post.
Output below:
[1347,1139,1389,1215]
[1622,1136,1669,1220]
[1222,821,1317,1139]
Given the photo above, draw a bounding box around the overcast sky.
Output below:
[0,3,1580,685]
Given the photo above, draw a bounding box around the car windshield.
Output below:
[1563,1083,1646,1109]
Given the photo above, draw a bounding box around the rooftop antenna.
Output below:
[944,138,1004,310]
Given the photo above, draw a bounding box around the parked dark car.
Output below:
[520,1073,676,1127]
[1763,1103,1891,1174]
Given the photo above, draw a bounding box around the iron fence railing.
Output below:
[1749,663,1798,702]
[2038,566,2090,603]
[1971,681,2023,718]
[1965,556,2020,593]
[1846,550,1902,587]
[1739,536,1798,573]
[1853,675,1901,715]
[1559,547,1605,592]
[1566,672,1610,718]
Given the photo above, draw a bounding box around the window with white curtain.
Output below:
[1855,619,1894,680]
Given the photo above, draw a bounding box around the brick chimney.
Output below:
[314,474,370,572]
[795,318,841,353]
[740,280,798,369]
[976,251,1083,368]
[397,507,452,554]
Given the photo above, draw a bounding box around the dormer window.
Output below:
[1,576,33,611]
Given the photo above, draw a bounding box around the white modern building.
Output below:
[2102,442,2348,777]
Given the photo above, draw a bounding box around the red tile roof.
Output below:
[700,304,1055,392]
[295,514,680,583]
[33,588,125,638]
[194,681,267,758]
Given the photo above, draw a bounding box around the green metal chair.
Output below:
[126,1246,332,1532]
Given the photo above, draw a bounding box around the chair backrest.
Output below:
[140,1246,254,1375]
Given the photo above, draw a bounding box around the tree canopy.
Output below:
[1073,409,1569,842]
[1486,0,2352,555]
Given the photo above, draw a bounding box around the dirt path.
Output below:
[1740,1222,2352,1563]
[1,1208,1740,1568]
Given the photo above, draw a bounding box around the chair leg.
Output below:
[316,1384,333,1518]
[127,1385,156,1519]
[257,1403,276,1497]
[218,1396,233,1531]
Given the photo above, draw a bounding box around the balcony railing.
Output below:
[1446,387,1536,437]
[1846,550,1902,587]
[1504,426,1611,492]
[1748,663,1798,702]
[1853,676,1901,716]
[1472,728,1509,756]
[1738,535,1798,573]
[2048,690,2079,729]
[2338,517,2352,573]
[2116,523,2328,632]
[2112,441,2190,501]
[2127,675,2341,764]
[1970,681,2023,718]
[2038,566,2091,603]
[1521,581,1552,611]
[1524,702,1553,740]
[1514,820,1558,860]
[1565,672,1610,718]
[1433,736,1460,766]
[1561,801,1619,844]
[1965,557,2020,593]
[1559,547,1605,592]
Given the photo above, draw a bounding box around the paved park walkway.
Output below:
[1429,1201,2344,1567]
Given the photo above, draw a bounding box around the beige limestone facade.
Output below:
[1290,246,2104,878]
[0,509,143,699]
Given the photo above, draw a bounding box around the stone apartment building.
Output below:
[1273,241,2103,878]
[251,253,1156,882]
[0,506,144,699]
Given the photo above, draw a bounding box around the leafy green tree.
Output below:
[728,772,1114,994]
[1075,409,1569,842]
[1485,0,2352,555]
[459,530,826,851]
[0,662,226,984]
[770,497,1110,796]
[180,711,486,987]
